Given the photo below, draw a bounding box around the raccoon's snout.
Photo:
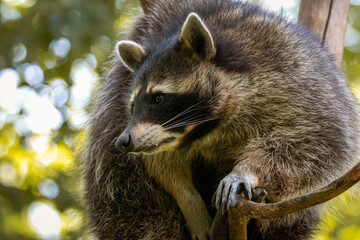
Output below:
[115,122,180,154]
[116,132,135,152]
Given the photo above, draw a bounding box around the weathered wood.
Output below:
[324,0,350,67]
[298,0,331,37]
[298,0,350,67]
[228,211,248,240]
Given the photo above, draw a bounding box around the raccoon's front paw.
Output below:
[188,217,212,240]
[211,212,229,240]
[212,172,258,213]
[182,192,212,240]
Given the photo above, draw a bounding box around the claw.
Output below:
[214,181,224,210]
[252,187,268,203]
[227,182,240,210]
[220,182,230,214]
[242,182,252,200]
[214,172,258,213]
[211,193,216,207]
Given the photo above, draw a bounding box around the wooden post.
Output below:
[298,0,350,67]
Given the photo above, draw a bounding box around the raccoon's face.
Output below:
[115,13,221,155]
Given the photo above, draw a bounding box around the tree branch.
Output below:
[229,162,360,240]
[237,162,360,218]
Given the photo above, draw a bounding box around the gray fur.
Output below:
[82,0,359,239]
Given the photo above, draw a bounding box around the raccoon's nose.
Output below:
[115,133,134,152]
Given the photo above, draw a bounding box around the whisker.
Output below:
[164,112,208,128]
[161,105,204,127]
[161,100,206,127]
[164,118,218,130]
[163,116,222,130]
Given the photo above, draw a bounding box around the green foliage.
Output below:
[0,0,139,239]
[0,0,359,239]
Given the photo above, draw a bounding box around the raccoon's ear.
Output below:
[179,12,216,61]
[116,40,146,72]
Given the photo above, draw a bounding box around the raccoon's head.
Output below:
[115,13,223,155]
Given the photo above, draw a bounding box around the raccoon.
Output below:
[82,0,359,239]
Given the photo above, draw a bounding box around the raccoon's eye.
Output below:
[153,93,164,105]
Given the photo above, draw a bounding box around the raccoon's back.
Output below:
[130,0,359,179]
[130,0,334,77]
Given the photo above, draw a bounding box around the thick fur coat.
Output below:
[82,0,359,239]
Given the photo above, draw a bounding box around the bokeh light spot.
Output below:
[68,59,98,129]
[28,134,49,155]
[261,0,298,19]
[50,79,69,107]
[69,60,98,108]
[24,63,44,86]
[43,52,57,69]
[11,43,27,63]
[14,115,31,136]
[85,54,97,69]
[19,87,63,134]
[0,162,16,187]
[1,4,21,21]
[0,68,21,114]
[0,112,5,130]
[345,24,360,46]
[68,108,87,129]
[29,136,59,166]
[28,202,61,240]
[38,179,59,199]
[3,0,37,8]
[49,37,71,58]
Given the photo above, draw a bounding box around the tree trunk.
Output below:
[298,0,350,67]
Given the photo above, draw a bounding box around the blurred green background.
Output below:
[0,0,359,239]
